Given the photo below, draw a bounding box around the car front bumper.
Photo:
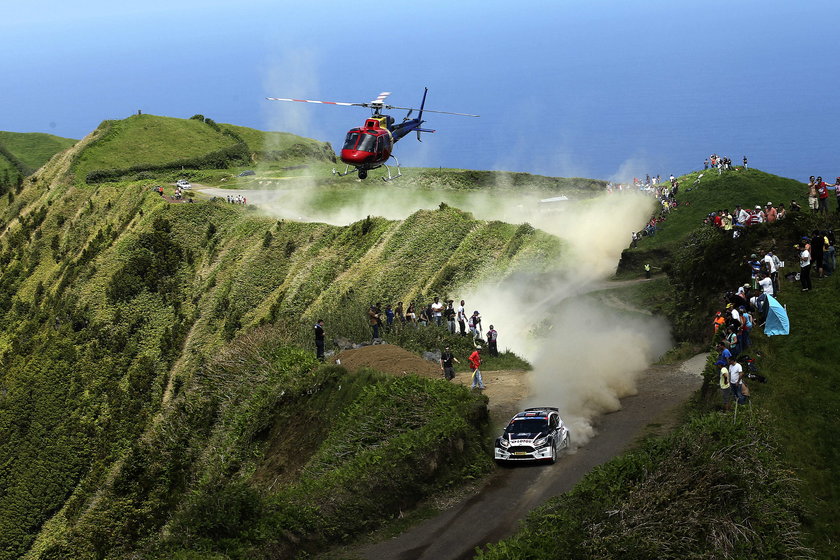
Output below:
[494,444,553,461]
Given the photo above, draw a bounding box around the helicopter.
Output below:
[266,88,478,181]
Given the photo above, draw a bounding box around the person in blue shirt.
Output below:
[715,342,732,367]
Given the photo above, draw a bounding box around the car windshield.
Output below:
[505,419,548,434]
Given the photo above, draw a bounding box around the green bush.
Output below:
[479,411,813,560]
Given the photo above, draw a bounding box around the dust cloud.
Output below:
[251,92,674,444]
[452,190,672,445]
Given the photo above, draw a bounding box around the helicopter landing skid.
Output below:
[382,155,402,182]
[332,165,358,178]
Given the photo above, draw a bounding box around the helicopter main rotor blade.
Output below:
[382,104,480,117]
[265,97,366,107]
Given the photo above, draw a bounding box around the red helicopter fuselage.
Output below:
[340,117,394,169]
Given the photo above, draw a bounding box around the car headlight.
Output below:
[533,436,549,447]
[498,437,510,448]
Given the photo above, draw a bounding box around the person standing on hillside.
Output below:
[431,297,444,327]
[469,310,482,339]
[314,320,325,362]
[810,230,825,278]
[719,365,732,411]
[765,202,778,223]
[743,155,748,169]
[445,300,457,334]
[468,347,485,389]
[368,304,381,340]
[728,356,745,405]
[834,178,840,212]
[405,302,417,326]
[817,177,830,214]
[807,176,818,212]
[395,301,405,326]
[440,345,459,381]
[798,243,812,291]
[487,325,498,357]
[457,299,467,336]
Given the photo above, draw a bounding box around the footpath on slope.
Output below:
[325,347,704,560]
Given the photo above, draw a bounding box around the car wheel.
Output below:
[548,441,557,464]
[563,432,570,450]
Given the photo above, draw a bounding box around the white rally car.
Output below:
[494,407,570,465]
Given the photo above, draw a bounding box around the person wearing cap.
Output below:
[766,202,777,223]
[468,347,485,389]
[755,205,766,223]
[747,254,762,287]
[486,325,498,356]
[440,345,459,381]
[468,310,482,339]
[799,241,812,291]
[713,312,726,335]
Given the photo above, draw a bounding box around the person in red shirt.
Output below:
[817,176,830,214]
[468,348,484,389]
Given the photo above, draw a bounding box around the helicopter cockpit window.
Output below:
[357,133,378,152]
[343,132,360,150]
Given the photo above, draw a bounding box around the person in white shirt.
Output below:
[457,299,467,336]
[430,297,444,327]
[728,356,745,405]
[758,272,774,296]
[764,251,780,295]
[799,244,812,291]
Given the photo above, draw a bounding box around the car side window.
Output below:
[550,414,558,429]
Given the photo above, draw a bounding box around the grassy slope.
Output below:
[747,276,840,555]
[0,127,566,559]
[221,122,326,153]
[484,169,838,558]
[0,131,77,172]
[72,114,238,181]
[621,168,804,269]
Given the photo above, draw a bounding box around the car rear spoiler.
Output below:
[524,407,559,413]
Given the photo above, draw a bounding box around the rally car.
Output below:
[494,407,570,465]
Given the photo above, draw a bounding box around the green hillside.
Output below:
[482,171,839,559]
[0,131,564,559]
[70,114,335,184]
[0,131,76,184]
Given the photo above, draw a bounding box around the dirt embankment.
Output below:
[333,345,529,425]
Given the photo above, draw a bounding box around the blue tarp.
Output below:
[764,295,790,336]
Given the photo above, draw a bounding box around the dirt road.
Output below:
[349,353,704,560]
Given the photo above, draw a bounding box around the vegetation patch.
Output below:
[478,412,812,560]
